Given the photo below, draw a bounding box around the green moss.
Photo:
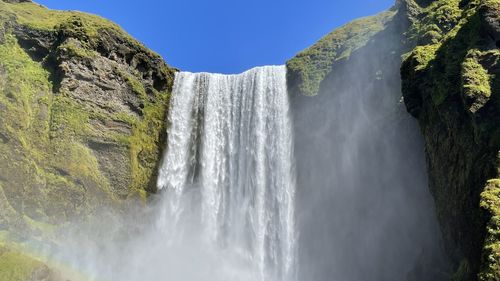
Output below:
[0,241,87,281]
[0,0,174,250]
[0,1,163,62]
[407,0,464,43]
[479,179,500,281]
[127,92,169,192]
[124,73,148,99]
[411,44,441,71]
[401,0,500,278]
[0,28,109,227]
[0,245,45,281]
[462,52,492,99]
[403,0,485,108]
[58,38,97,59]
[1,1,130,40]
[286,10,396,96]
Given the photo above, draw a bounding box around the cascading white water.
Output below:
[41,61,445,281]
[157,65,297,281]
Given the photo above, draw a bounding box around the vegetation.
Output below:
[462,51,492,100]
[0,245,45,281]
[286,10,396,96]
[406,0,463,44]
[0,1,174,276]
[401,0,500,279]
[480,179,500,280]
[0,1,174,275]
[1,1,131,42]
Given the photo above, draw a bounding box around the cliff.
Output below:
[0,0,175,279]
[287,2,451,280]
[288,0,499,279]
[401,0,500,279]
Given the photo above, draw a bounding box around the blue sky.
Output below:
[35,0,394,74]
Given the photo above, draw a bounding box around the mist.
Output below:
[37,197,264,281]
[291,10,450,281]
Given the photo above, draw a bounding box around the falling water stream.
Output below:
[157,66,297,281]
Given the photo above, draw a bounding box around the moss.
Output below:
[402,0,500,278]
[49,95,92,137]
[123,72,148,99]
[0,1,164,62]
[57,38,97,59]
[126,92,169,193]
[479,179,500,281]
[0,0,174,254]
[462,52,492,99]
[0,30,112,197]
[0,245,45,281]
[411,44,440,71]
[407,0,464,44]
[1,1,131,41]
[0,22,108,229]
[0,241,88,281]
[286,10,396,96]
[403,1,484,108]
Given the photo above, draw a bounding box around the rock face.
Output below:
[401,0,500,279]
[480,0,500,46]
[288,0,500,279]
[0,0,175,243]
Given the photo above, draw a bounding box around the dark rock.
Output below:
[479,0,500,47]
[0,1,176,241]
[401,1,500,279]
[13,25,56,61]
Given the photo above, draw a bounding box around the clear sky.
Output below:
[34,0,394,74]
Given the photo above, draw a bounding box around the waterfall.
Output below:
[157,65,297,281]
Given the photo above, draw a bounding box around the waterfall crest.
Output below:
[157,65,297,281]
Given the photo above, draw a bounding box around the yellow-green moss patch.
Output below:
[462,52,492,99]
[0,245,45,281]
[480,179,500,281]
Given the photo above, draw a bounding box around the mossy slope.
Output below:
[0,0,175,277]
[0,245,48,281]
[286,10,397,97]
